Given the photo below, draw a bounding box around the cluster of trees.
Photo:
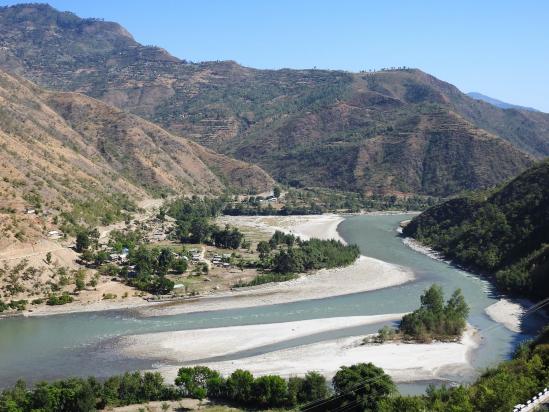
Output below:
[59,193,137,235]
[75,224,187,295]
[0,257,88,311]
[127,246,187,294]
[0,372,179,412]
[46,292,74,306]
[256,231,360,274]
[168,197,246,249]
[210,226,244,249]
[174,363,394,410]
[379,328,549,412]
[223,203,323,216]
[167,197,224,222]
[222,190,436,217]
[0,299,28,312]
[108,229,142,253]
[403,160,549,300]
[399,285,469,341]
[282,188,437,214]
[175,217,246,249]
[0,363,395,412]
[75,228,100,253]
[175,367,326,408]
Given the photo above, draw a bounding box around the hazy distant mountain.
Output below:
[467,92,540,112]
[0,4,547,196]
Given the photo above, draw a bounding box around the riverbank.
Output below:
[119,314,406,361]
[139,215,414,316]
[10,213,414,318]
[151,321,478,384]
[138,255,413,317]
[400,231,537,335]
[485,299,526,333]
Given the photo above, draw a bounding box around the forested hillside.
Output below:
[403,160,549,300]
[0,4,545,196]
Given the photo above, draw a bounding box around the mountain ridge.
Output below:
[0,68,273,242]
[467,92,540,112]
[0,3,547,196]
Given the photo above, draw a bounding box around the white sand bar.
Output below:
[158,327,478,384]
[485,299,525,333]
[120,314,405,362]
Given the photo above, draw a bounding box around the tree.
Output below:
[257,241,271,260]
[129,246,158,277]
[420,284,444,314]
[399,285,469,339]
[75,231,90,252]
[89,228,100,249]
[287,376,304,406]
[190,218,210,244]
[251,375,288,407]
[157,248,174,276]
[272,248,305,273]
[226,369,254,404]
[148,277,174,295]
[301,371,328,403]
[74,269,86,292]
[175,366,220,400]
[332,363,395,411]
[45,252,52,265]
[444,289,469,335]
[172,258,188,274]
[141,372,165,401]
[273,186,281,198]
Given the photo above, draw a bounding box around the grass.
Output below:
[233,273,297,288]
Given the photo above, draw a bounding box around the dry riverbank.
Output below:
[146,319,479,384]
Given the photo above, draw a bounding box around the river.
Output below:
[0,214,544,391]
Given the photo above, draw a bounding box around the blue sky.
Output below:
[2,0,548,111]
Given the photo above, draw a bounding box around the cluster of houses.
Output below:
[189,248,202,262]
[211,253,232,268]
[145,229,167,243]
[261,195,278,203]
[142,215,176,243]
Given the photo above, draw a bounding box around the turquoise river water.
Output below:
[0,214,545,392]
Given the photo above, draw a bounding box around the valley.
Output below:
[0,3,548,411]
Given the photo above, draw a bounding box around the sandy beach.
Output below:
[218,213,348,243]
[120,314,406,361]
[485,299,525,333]
[151,321,478,384]
[140,255,413,317]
